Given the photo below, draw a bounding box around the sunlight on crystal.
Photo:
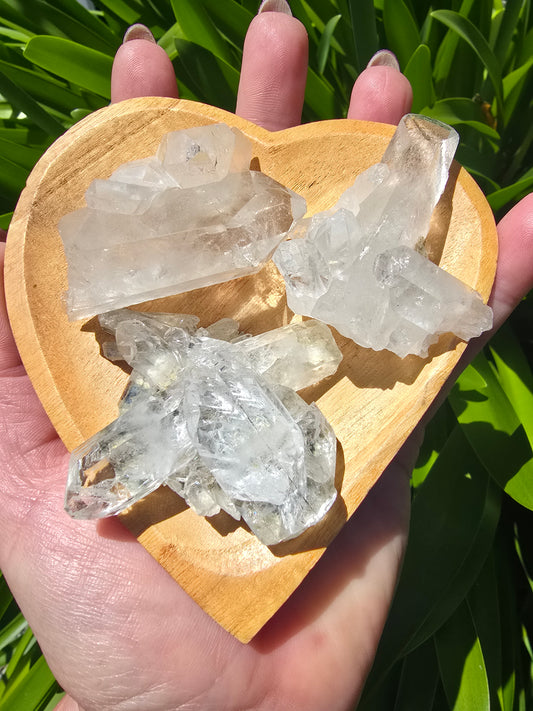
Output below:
[65,311,341,545]
[59,123,306,321]
[273,114,493,358]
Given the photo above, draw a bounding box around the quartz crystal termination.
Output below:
[273,114,493,358]
[59,123,306,321]
[65,310,342,545]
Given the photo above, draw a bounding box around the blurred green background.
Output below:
[0,0,532,709]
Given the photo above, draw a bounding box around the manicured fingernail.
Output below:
[366,49,400,71]
[123,23,156,44]
[258,0,292,16]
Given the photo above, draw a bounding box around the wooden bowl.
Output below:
[4,97,497,642]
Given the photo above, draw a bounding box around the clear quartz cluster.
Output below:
[273,114,493,358]
[65,310,342,545]
[59,123,306,321]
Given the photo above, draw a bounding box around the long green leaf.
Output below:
[467,553,505,711]
[0,574,12,622]
[317,14,341,74]
[422,98,500,140]
[27,1,118,55]
[404,44,435,112]
[364,426,501,694]
[435,600,490,711]
[0,653,57,710]
[487,175,533,211]
[0,68,64,135]
[0,613,27,652]
[45,0,120,49]
[493,0,526,65]
[392,638,439,710]
[450,351,533,510]
[96,0,143,24]
[431,10,504,122]
[0,58,86,113]
[347,0,378,71]
[433,0,476,93]
[24,36,112,99]
[490,324,533,452]
[0,135,45,169]
[173,38,238,112]
[170,0,234,65]
[198,0,253,49]
[383,0,420,68]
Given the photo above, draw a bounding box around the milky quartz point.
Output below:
[273,114,493,358]
[65,310,339,545]
[59,123,306,321]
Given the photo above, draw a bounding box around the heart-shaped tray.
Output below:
[5,98,497,642]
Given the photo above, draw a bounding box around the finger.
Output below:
[111,25,178,103]
[236,4,308,131]
[348,51,412,125]
[489,193,533,327]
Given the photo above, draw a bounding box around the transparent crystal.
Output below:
[65,310,340,544]
[59,124,306,321]
[273,114,493,358]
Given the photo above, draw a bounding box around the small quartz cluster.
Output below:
[273,114,493,358]
[59,123,305,321]
[65,310,342,545]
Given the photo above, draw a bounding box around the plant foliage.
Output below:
[0,1,532,709]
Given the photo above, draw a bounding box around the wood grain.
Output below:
[4,97,498,642]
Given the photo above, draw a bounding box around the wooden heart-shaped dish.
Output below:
[5,97,497,642]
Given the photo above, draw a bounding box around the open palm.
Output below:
[1,8,532,711]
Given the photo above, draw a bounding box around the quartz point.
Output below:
[273,114,493,358]
[59,123,306,321]
[65,310,340,545]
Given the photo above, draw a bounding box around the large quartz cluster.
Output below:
[273,114,493,358]
[59,123,305,321]
[65,310,342,545]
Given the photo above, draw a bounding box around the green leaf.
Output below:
[0,573,13,622]
[46,0,120,50]
[170,0,234,66]
[198,0,253,50]
[435,600,490,711]
[432,0,476,94]
[25,1,118,55]
[173,38,238,113]
[0,67,64,135]
[392,638,439,710]
[317,14,341,74]
[24,36,112,99]
[347,0,378,71]
[493,0,526,66]
[450,350,533,510]
[0,653,57,710]
[0,58,86,114]
[490,324,533,452]
[0,613,27,653]
[404,44,435,112]
[422,98,500,140]
[0,135,44,169]
[364,426,501,694]
[95,0,143,24]
[467,553,505,711]
[431,10,504,124]
[0,213,13,230]
[487,175,533,212]
[383,0,420,69]
[303,67,338,121]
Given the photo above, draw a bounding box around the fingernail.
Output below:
[258,0,292,16]
[123,23,156,44]
[366,50,400,71]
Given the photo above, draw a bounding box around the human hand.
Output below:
[1,5,532,711]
